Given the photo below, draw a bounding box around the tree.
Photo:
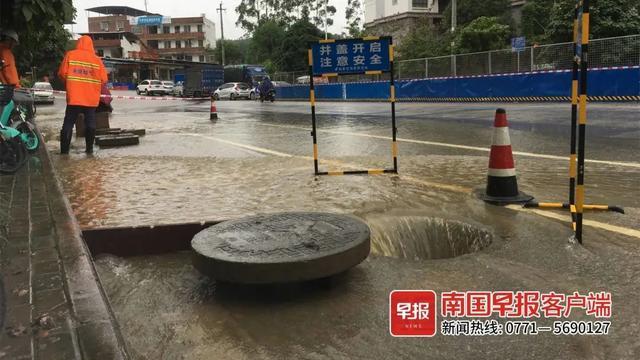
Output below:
[546,0,640,42]
[345,0,364,37]
[397,20,450,59]
[454,17,511,53]
[279,19,324,71]
[249,20,287,65]
[442,0,510,29]
[0,0,74,33]
[521,0,554,44]
[212,39,250,65]
[1,0,74,77]
[235,0,338,35]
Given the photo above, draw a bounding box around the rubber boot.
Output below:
[60,129,72,154]
[85,128,95,154]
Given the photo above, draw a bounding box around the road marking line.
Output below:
[184,134,295,157]
[191,132,638,239]
[255,123,640,168]
[506,205,640,239]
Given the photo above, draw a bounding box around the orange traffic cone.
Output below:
[481,108,533,205]
[210,97,218,120]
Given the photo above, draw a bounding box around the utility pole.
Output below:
[324,0,328,40]
[217,2,226,66]
[450,0,457,76]
[144,0,148,12]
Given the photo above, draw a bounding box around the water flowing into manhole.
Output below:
[368,216,493,260]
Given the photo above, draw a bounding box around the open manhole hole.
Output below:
[368,216,493,260]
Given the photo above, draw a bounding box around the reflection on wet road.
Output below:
[34,93,640,359]
[35,95,639,231]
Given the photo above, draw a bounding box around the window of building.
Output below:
[174,25,180,33]
[148,40,159,49]
[176,41,182,48]
[97,49,104,56]
[116,21,125,31]
[185,55,192,61]
[198,40,204,48]
[184,25,192,33]
[185,40,191,48]
[131,26,142,34]
[197,24,203,32]
[199,55,205,62]
[412,0,430,8]
[148,26,158,34]
[164,41,171,49]
[100,22,109,31]
[163,26,170,34]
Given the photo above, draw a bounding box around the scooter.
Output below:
[260,89,275,103]
[0,61,39,153]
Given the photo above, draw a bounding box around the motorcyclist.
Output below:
[0,29,20,88]
[258,77,274,101]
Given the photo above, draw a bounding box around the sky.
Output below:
[67,0,351,40]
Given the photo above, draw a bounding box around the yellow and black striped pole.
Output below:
[389,40,398,173]
[569,2,580,230]
[308,47,320,175]
[575,0,590,244]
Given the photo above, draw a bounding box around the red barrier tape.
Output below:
[29,89,210,101]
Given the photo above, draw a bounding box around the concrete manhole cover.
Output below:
[191,212,370,284]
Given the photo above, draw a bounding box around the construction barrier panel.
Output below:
[276,67,639,101]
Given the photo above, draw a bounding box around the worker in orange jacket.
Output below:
[0,29,20,87]
[58,35,108,154]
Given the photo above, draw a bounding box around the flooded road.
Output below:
[35,93,640,359]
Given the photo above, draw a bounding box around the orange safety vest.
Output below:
[58,36,108,107]
[0,43,20,87]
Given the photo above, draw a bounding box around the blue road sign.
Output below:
[511,37,526,52]
[311,38,391,76]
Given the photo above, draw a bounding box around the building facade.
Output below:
[363,0,444,46]
[80,32,146,59]
[86,7,216,63]
[134,15,216,63]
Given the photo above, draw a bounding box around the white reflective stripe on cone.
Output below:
[488,168,517,177]
[491,127,511,146]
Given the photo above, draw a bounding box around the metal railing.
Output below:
[396,34,640,80]
[271,35,639,83]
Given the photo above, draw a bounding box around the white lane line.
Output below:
[191,131,638,239]
[255,123,640,168]
[506,205,640,240]
[184,134,294,157]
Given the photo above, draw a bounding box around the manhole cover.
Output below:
[191,212,370,284]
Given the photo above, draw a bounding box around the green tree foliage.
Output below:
[0,0,74,76]
[345,0,364,37]
[250,20,287,64]
[235,0,336,33]
[0,0,74,32]
[521,0,554,44]
[524,0,640,43]
[454,16,511,53]
[212,39,251,65]
[442,0,511,29]
[279,19,324,71]
[397,20,450,59]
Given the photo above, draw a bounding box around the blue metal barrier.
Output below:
[276,67,639,101]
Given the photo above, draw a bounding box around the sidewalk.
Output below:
[0,145,128,359]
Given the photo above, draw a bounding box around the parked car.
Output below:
[32,82,54,104]
[172,81,184,97]
[213,82,252,100]
[136,80,164,96]
[161,81,174,95]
